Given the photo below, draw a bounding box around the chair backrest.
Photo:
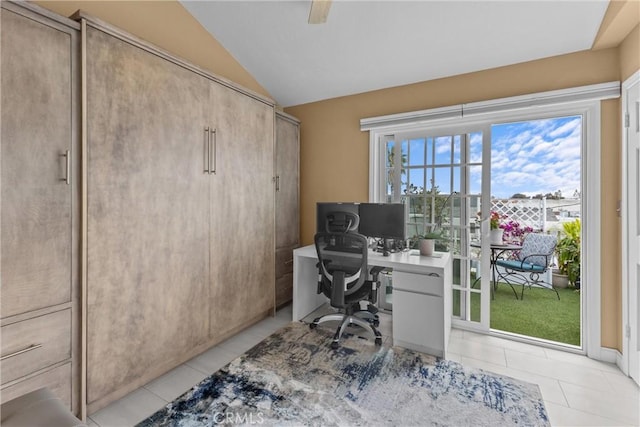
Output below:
[518,233,557,268]
[314,231,368,308]
[323,211,360,233]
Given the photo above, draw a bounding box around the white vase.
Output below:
[490,228,504,245]
[419,239,435,256]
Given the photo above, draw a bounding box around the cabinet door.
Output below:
[1,9,73,318]
[209,83,275,340]
[275,115,299,249]
[86,27,210,405]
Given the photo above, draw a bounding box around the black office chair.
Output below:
[310,213,383,349]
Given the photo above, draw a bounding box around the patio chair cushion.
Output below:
[495,259,546,273]
[517,233,556,267]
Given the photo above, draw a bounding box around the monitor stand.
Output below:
[382,238,390,257]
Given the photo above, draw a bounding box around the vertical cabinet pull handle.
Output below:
[61,150,70,185]
[204,127,210,174]
[276,175,280,191]
[211,129,217,175]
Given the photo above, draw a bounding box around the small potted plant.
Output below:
[414,231,442,256]
[555,219,581,288]
[489,211,505,244]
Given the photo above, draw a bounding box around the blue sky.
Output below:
[491,116,582,199]
[394,115,581,199]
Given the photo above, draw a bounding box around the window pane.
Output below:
[408,196,425,221]
[435,136,452,165]
[469,132,482,163]
[453,135,462,164]
[401,140,408,168]
[433,167,451,194]
[453,166,461,193]
[407,169,424,195]
[386,140,395,168]
[470,165,482,195]
[409,138,425,166]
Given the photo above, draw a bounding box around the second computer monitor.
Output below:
[358,203,406,241]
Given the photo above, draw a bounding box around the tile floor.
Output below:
[87,304,639,427]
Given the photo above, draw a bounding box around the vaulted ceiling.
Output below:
[181,1,613,107]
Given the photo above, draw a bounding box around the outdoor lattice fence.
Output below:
[491,198,547,231]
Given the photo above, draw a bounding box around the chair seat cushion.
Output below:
[495,259,546,273]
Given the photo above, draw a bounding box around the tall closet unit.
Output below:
[0,2,81,414]
[275,112,300,307]
[82,17,275,411]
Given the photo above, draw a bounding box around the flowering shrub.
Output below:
[500,219,534,245]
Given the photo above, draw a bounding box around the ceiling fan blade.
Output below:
[308,0,332,24]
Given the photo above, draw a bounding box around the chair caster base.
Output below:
[309,322,317,330]
[331,341,339,350]
[375,337,382,346]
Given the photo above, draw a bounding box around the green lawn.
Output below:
[453,284,581,346]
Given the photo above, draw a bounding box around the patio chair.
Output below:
[495,233,559,300]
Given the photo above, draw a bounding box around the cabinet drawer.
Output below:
[1,309,71,385]
[392,270,443,297]
[275,273,293,307]
[276,247,295,278]
[0,362,72,408]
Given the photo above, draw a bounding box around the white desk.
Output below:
[293,245,452,357]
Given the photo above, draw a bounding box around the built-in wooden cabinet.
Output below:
[0,1,80,414]
[275,113,300,307]
[83,19,276,411]
[85,25,213,408]
[209,83,275,341]
[2,2,287,416]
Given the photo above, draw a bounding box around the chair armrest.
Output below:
[369,266,385,282]
[519,253,551,270]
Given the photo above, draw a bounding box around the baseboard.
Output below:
[596,346,621,365]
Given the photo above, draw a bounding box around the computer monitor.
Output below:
[316,202,360,233]
[358,203,406,241]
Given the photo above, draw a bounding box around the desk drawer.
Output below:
[392,271,443,297]
[1,309,71,385]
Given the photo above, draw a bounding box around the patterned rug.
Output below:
[138,322,549,426]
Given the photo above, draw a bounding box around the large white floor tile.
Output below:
[143,364,207,402]
[505,349,612,392]
[448,336,507,366]
[186,344,237,375]
[545,401,635,427]
[89,388,166,427]
[86,417,100,427]
[464,331,548,357]
[543,346,623,375]
[560,381,640,426]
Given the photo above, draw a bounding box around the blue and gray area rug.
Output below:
[138,322,549,426]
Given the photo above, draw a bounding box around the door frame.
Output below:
[363,82,619,358]
[621,70,640,383]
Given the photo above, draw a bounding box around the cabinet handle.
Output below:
[204,127,210,174]
[1,344,43,361]
[276,175,280,191]
[210,128,217,175]
[61,150,70,185]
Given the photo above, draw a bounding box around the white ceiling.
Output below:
[181,1,609,107]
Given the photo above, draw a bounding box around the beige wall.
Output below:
[286,47,628,350]
[620,24,640,81]
[33,0,270,98]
